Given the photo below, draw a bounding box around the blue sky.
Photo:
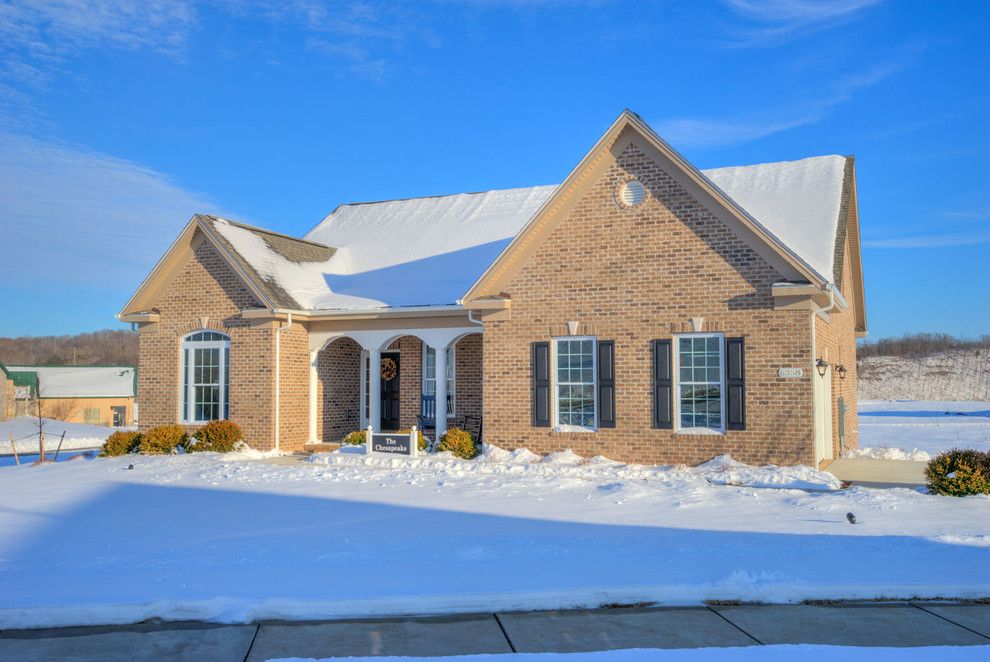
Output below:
[0,0,987,339]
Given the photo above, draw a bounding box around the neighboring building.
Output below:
[2,364,137,426]
[119,110,865,467]
[1,363,15,419]
[1,363,38,419]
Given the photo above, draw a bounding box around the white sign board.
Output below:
[367,427,419,458]
[778,367,804,379]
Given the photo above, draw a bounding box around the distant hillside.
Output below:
[0,330,137,367]
[858,349,990,401]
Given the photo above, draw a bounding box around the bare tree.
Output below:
[43,397,80,422]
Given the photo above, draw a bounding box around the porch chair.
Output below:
[418,395,436,438]
[462,414,482,444]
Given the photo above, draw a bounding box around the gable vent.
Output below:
[619,179,646,207]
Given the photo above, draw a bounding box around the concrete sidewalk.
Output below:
[824,457,928,489]
[1,602,987,661]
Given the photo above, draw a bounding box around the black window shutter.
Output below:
[652,339,673,429]
[597,340,615,428]
[725,337,746,430]
[532,341,550,427]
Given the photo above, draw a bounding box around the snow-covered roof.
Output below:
[702,155,848,282]
[204,156,848,311]
[303,186,557,309]
[7,366,136,398]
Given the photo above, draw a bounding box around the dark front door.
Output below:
[380,352,401,430]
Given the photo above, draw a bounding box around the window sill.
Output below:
[553,424,597,434]
[675,427,726,436]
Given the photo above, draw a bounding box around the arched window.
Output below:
[180,331,230,423]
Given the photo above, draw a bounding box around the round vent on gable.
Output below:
[618,179,646,207]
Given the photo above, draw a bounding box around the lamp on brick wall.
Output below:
[815,358,831,378]
[835,364,847,380]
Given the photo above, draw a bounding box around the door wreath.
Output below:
[380,357,398,381]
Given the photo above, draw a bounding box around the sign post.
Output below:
[366,425,419,458]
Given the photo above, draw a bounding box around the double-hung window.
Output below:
[423,345,455,416]
[181,331,230,423]
[673,333,725,433]
[553,337,597,431]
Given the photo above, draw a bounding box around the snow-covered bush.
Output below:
[189,420,243,453]
[99,431,141,457]
[437,427,477,459]
[139,425,189,455]
[342,430,366,445]
[925,449,990,496]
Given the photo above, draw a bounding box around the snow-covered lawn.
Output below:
[0,416,122,466]
[854,400,990,461]
[0,416,117,451]
[274,645,990,662]
[0,444,987,630]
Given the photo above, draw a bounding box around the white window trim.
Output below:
[422,344,456,417]
[673,332,726,435]
[551,336,598,433]
[179,331,230,424]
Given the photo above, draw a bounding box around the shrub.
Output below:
[99,431,141,457]
[925,449,990,496]
[343,430,366,445]
[397,428,428,452]
[437,427,478,460]
[189,420,243,453]
[139,424,189,455]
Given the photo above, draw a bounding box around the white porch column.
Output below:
[368,347,382,432]
[433,342,449,441]
[308,349,320,444]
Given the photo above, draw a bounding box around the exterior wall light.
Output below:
[836,364,847,380]
[815,358,831,378]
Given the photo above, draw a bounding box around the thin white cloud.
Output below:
[656,60,904,149]
[0,132,227,288]
[0,1,197,61]
[864,229,990,249]
[720,0,884,48]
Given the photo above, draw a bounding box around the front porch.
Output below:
[307,325,483,445]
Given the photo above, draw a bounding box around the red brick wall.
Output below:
[137,237,276,448]
[815,230,860,456]
[455,333,483,421]
[483,141,815,466]
[318,337,362,443]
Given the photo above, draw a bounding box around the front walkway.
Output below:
[1,602,987,661]
[824,458,928,489]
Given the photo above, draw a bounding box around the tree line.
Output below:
[0,329,138,366]
[858,333,990,359]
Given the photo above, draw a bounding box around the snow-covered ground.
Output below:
[0,444,987,630]
[858,350,989,401]
[0,416,118,455]
[275,645,990,662]
[854,400,990,461]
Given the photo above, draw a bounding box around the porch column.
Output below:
[368,347,382,432]
[433,342,449,441]
[308,349,320,444]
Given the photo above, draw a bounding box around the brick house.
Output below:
[119,110,865,467]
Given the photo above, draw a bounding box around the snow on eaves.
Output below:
[210,218,387,310]
[703,155,848,283]
[214,155,847,311]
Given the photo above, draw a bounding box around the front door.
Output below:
[813,365,834,466]
[380,352,401,430]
